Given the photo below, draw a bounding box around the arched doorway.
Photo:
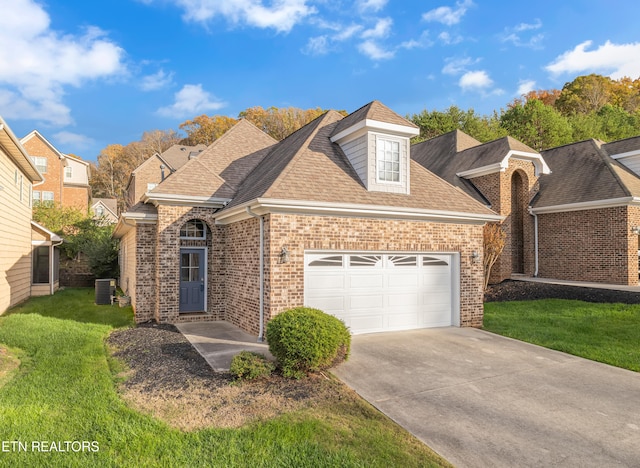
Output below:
[511,172,525,274]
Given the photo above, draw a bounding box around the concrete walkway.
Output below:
[176,321,273,372]
[332,327,640,468]
[512,275,640,292]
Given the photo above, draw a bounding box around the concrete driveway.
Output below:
[332,328,640,468]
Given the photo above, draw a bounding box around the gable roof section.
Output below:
[146,119,277,202]
[602,135,640,158]
[92,198,118,216]
[160,144,207,171]
[223,110,498,221]
[330,100,419,142]
[533,139,640,211]
[0,117,42,182]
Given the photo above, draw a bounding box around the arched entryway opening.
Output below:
[511,171,525,274]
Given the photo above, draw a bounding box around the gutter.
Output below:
[246,207,265,342]
[528,206,539,277]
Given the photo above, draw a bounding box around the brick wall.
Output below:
[263,214,485,329]
[537,206,638,285]
[134,223,156,322]
[470,159,539,283]
[154,205,222,323]
[63,185,89,211]
[22,137,63,203]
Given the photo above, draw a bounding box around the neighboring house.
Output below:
[31,221,62,296]
[124,144,206,209]
[91,198,118,224]
[0,116,44,313]
[413,130,640,286]
[115,102,501,336]
[20,131,91,211]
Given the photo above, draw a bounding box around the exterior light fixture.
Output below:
[632,226,640,235]
[279,246,290,264]
[471,251,480,263]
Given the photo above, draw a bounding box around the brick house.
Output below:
[124,144,206,209]
[114,102,501,336]
[20,131,91,211]
[413,130,640,286]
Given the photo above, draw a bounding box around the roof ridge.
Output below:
[262,112,336,198]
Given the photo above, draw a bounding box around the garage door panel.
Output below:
[305,252,456,334]
[348,274,384,289]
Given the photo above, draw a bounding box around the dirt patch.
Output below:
[485,280,640,304]
[0,345,21,389]
[107,322,346,431]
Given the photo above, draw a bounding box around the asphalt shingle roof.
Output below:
[331,100,418,138]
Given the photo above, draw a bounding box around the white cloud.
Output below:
[517,80,536,96]
[459,70,493,90]
[162,0,315,33]
[157,84,226,118]
[357,0,388,12]
[0,0,125,126]
[141,69,174,91]
[54,131,95,149]
[501,19,543,48]
[442,56,478,75]
[546,40,640,79]
[358,40,395,60]
[361,17,393,40]
[438,31,463,45]
[422,0,474,26]
[334,24,364,41]
[303,35,329,55]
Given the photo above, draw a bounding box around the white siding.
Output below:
[0,147,33,313]
[340,134,369,187]
[64,158,89,185]
[367,132,411,195]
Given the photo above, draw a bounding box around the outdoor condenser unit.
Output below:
[95,278,116,305]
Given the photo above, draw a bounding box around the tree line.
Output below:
[90,74,640,211]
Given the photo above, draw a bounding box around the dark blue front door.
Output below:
[180,249,205,312]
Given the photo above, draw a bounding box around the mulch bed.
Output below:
[485,279,640,304]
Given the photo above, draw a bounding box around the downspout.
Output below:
[528,207,539,277]
[246,207,265,342]
[50,238,64,295]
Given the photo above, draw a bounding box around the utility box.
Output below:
[95,279,116,305]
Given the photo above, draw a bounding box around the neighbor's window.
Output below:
[42,191,54,205]
[33,190,41,205]
[64,166,72,179]
[180,219,206,240]
[95,205,105,217]
[31,156,47,174]
[377,138,400,182]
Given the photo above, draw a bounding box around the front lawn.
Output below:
[0,288,449,467]
[484,299,640,372]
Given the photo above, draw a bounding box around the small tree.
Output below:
[483,223,507,289]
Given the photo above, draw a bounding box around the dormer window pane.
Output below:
[377,138,401,182]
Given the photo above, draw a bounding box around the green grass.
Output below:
[484,299,640,371]
[0,288,449,467]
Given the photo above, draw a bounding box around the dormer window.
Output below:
[377,137,401,183]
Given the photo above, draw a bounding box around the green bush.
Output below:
[266,307,351,379]
[229,351,275,381]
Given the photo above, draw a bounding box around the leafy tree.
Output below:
[522,89,562,107]
[556,74,615,115]
[179,115,238,145]
[409,106,505,143]
[239,106,335,141]
[32,204,119,278]
[499,99,573,151]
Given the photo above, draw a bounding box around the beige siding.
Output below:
[0,147,33,313]
[119,228,137,305]
[340,134,368,187]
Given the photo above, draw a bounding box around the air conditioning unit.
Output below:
[95,278,116,305]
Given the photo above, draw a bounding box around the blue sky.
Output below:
[2,0,640,162]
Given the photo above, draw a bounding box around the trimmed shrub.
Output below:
[266,307,351,379]
[229,351,275,381]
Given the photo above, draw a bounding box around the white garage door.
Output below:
[304,252,459,335]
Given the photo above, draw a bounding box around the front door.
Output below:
[180,248,206,312]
